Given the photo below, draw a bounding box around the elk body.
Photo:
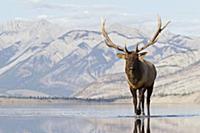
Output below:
[101,17,170,116]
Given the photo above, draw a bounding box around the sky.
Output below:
[1,0,200,35]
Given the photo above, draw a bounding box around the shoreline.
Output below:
[0,92,199,105]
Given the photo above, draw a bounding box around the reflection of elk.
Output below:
[133,118,150,133]
[101,17,170,116]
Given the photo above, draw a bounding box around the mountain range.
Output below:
[0,19,199,100]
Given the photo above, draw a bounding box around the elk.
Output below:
[101,17,170,116]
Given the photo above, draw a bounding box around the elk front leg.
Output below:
[147,85,153,116]
[137,88,146,116]
[130,88,137,115]
[140,88,145,116]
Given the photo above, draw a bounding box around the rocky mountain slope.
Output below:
[0,19,199,98]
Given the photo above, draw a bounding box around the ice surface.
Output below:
[0,103,199,133]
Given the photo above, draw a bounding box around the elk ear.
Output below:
[138,52,148,58]
[116,53,125,59]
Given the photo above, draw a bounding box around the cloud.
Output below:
[28,0,43,4]
[27,1,120,11]
[83,10,89,14]
[37,14,49,19]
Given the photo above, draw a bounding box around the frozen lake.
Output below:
[0,103,199,133]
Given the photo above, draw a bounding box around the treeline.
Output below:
[153,91,196,97]
[0,95,132,103]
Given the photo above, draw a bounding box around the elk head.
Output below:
[101,17,170,81]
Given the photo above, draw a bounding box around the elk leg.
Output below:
[137,88,146,115]
[147,85,153,116]
[140,88,145,116]
[130,88,137,115]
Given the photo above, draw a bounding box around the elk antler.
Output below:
[136,16,170,52]
[101,19,128,53]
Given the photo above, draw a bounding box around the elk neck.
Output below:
[125,58,143,85]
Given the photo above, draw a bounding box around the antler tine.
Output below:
[161,20,171,30]
[125,44,130,53]
[150,16,162,43]
[101,19,125,52]
[135,41,143,53]
[137,16,170,52]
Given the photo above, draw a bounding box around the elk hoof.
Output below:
[136,109,141,115]
[141,112,145,116]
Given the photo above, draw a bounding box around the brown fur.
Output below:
[117,52,156,89]
[117,51,156,116]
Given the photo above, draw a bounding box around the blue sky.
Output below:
[1,0,200,35]
[0,0,199,20]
